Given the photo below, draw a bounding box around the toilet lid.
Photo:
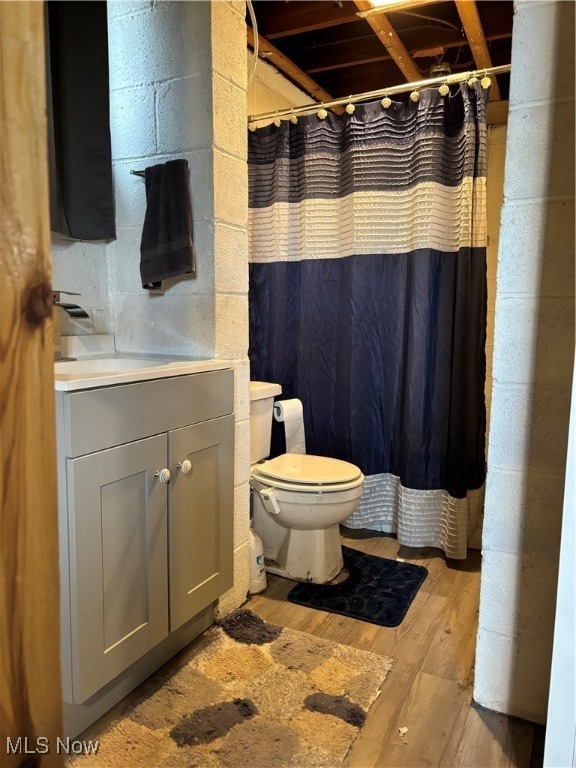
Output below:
[254,453,362,485]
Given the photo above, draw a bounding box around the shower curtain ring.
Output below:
[410,89,420,102]
[481,68,492,89]
[381,92,392,109]
[439,79,450,97]
[273,111,281,128]
[346,97,355,115]
[289,109,298,125]
[317,104,328,120]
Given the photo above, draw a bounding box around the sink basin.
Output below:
[55,358,167,374]
[53,354,231,392]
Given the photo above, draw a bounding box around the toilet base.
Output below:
[252,496,343,583]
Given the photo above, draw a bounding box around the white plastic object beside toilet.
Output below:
[249,381,365,584]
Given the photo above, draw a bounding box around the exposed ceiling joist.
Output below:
[307,31,512,74]
[247,27,345,114]
[455,0,502,100]
[353,0,421,82]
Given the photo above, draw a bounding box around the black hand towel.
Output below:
[140,159,196,289]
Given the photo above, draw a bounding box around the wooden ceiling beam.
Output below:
[307,32,512,74]
[353,0,421,82]
[455,0,502,100]
[247,27,345,114]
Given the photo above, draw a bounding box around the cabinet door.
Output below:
[67,435,169,703]
[168,415,234,631]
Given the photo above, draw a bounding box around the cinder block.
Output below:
[107,1,149,22]
[108,2,211,91]
[225,1,246,19]
[214,151,248,228]
[156,76,213,154]
[234,418,251,488]
[493,297,575,386]
[109,86,156,160]
[510,2,575,105]
[475,623,550,724]
[497,200,575,297]
[504,101,575,200]
[215,294,249,359]
[488,383,572,473]
[213,75,248,161]
[233,482,250,548]
[51,237,109,309]
[483,467,565,558]
[187,149,216,224]
[233,357,251,422]
[113,159,149,228]
[477,551,522,638]
[211,2,248,90]
[512,625,554,724]
[515,556,560,635]
[215,540,250,618]
[474,628,517,714]
[214,222,249,295]
[112,292,215,356]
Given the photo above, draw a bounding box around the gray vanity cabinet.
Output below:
[57,369,234,708]
[67,434,169,703]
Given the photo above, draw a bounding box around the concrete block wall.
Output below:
[105,0,249,616]
[51,236,111,335]
[485,125,508,437]
[474,0,575,724]
[107,0,216,358]
[247,56,309,126]
[211,0,251,617]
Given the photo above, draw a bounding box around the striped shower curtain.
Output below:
[248,84,488,559]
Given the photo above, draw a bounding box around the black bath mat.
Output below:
[287,546,428,628]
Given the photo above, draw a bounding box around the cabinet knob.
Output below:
[155,468,171,484]
[177,460,192,475]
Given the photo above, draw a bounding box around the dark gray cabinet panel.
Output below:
[67,434,169,704]
[168,415,234,632]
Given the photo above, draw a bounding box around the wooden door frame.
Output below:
[0,3,63,766]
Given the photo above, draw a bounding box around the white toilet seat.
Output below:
[251,452,363,493]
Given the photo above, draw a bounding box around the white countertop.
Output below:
[54,355,232,392]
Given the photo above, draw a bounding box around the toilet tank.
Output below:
[250,381,282,464]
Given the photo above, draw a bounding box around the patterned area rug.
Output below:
[70,609,393,768]
[288,546,428,627]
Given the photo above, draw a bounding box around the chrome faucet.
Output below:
[52,290,89,360]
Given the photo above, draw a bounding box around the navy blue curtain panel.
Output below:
[248,85,489,558]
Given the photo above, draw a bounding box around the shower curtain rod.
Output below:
[248,63,511,124]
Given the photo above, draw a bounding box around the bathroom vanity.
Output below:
[54,356,234,736]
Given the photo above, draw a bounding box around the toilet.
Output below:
[249,381,365,583]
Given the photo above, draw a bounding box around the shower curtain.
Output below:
[248,84,488,559]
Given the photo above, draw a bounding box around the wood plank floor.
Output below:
[248,530,539,768]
